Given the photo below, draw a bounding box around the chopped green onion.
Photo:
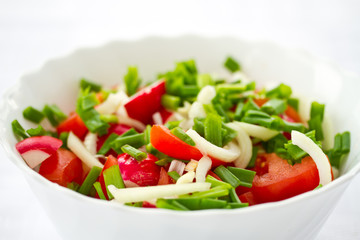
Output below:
[187,185,229,199]
[288,98,299,111]
[11,120,29,140]
[214,166,241,188]
[146,143,160,156]
[121,144,147,161]
[224,56,241,73]
[173,198,201,210]
[197,74,214,88]
[59,132,69,149]
[227,167,256,188]
[80,78,102,92]
[341,131,351,154]
[204,113,223,147]
[213,104,230,122]
[100,114,119,123]
[265,83,292,99]
[26,125,46,137]
[124,66,141,96]
[308,116,324,140]
[164,120,181,130]
[97,133,119,155]
[229,188,241,203]
[216,84,247,94]
[203,104,217,115]
[156,199,189,211]
[43,104,67,127]
[111,133,145,154]
[234,101,244,121]
[144,125,152,144]
[67,182,80,192]
[168,171,180,181]
[93,182,106,200]
[78,166,102,196]
[161,94,181,110]
[170,127,195,146]
[260,99,287,115]
[227,202,249,209]
[199,199,228,209]
[155,158,173,166]
[81,93,99,110]
[180,85,199,97]
[23,106,45,123]
[205,175,232,189]
[103,165,125,200]
[310,101,325,121]
[246,146,259,168]
[262,134,288,153]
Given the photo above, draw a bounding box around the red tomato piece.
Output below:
[150,125,203,161]
[284,105,302,123]
[251,153,319,203]
[39,148,83,187]
[124,80,166,124]
[57,113,88,139]
[238,192,258,206]
[98,155,118,199]
[253,98,269,107]
[118,153,160,186]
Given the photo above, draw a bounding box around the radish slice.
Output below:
[83,132,98,155]
[186,129,240,162]
[168,160,186,176]
[152,112,163,125]
[108,182,211,203]
[185,160,198,172]
[195,156,212,182]
[96,91,128,115]
[197,86,216,104]
[291,130,332,185]
[176,171,195,184]
[67,132,103,168]
[234,121,279,141]
[226,122,253,168]
[123,180,140,188]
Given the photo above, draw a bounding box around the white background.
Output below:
[0,0,359,239]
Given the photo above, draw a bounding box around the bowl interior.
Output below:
[2,35,360,181]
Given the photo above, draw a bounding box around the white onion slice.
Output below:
[96,91,128,115]
[291,130,332,185]
[67,132,103,168]
[116,115,146,131]
[186,129,240,162]
[168,160,186,176]
[195,156,212,182]
[108,182,211,203]
[197,85,216,104]
[226,122,253,168]
[234,121,279,141]
[176,171,195,184]
[185,160,198,172]
[83,132,98,155]
[188,101,206,119]
[152,112,163,125]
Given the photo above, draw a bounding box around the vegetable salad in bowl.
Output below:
[12,57,350,210]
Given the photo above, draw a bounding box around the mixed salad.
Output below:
[12,57,350,210]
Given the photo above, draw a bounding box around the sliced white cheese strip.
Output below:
[68,132,103,168]
[108,182,211,203]
[234,121,279,141]
[291,130,332,185]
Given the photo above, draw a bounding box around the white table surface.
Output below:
[1,0,359,239]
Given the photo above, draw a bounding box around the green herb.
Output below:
[180,85,199,97]
[43,104,67,127]
[266,83,292,99]
[93,182,106,200]
[23,106,45,123]
[26,125,46,137]
[227,167,256,188]
[168,171,180,181]
[155,158,173,166]
[229,188,241,203]
[67,182,80,192]
[103,165,125,200]
[170,127,195,146]
[213,104,230,122]
[214,165,241,188]
[121,144,147,161]
[186,185,230,199]
[100,114,119,124]
[78,166,102,196]
[111,133,145,154]
[97,133,118,155]
[224,56,241,72]
[246,147,259,168]
[124,66,141,96]
[144,125,152,144]
[161,94,181,110]
[288,98,299,111]
[205,175,232,189]
[260,99,287,115]
[59,132,69,149]
[11,120,29,140]
[164,120,181,130]
[227,202,249,209]
[197,74,214,88]
[80,78,102,92]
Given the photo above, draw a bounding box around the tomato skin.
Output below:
[150,125,203,161]
[250,154,319,203]
[253,98,269,107]
[284,105,302,123]
[98,155,118,199]
[39,148,83,187]
[57,113,88,139]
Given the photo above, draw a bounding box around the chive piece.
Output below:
[59,132,69,149]
[247,147,259,168]
[125,202,143,208]
[197,74,214,88]
[221,124,237,146]
[146,143,160,155]
[199,199,228,209]
[205,175,232,189]
[341,131,351,154]
[193,117,205,136]
[234,101,245,121]
[97,133,119,155]
[111,133,145,154]
[203,104,217,115]
[144,125,152,144]
[67,182,80,192]
[155,158,173,166]
[124,66,141,96]
[81,93,99,110]
[78,166,102,196]
[266,83,292,99]
[103,165,125,200]
[121,144,147,161]
[229,188,241,203]
[204,113,223,147]
[23,106,45,123]
[260,99,287,115]
[180,85,199,97]
[170,127,195,146]
[100,114,119,124]
[164,120,181,130]
[213,104,230,122]
[156,199,189,211]
[308,116,324,140]
[188,186,230,199]
[93,182,106,200]
[310,102,325,121]
[43,104,67,127]
[80,78,102,92]
[227,167,256,188]
[168,171,180,181]
[173,198,201,210]
[224,56,241,73]
[314,184,323,190]
[216,84,247,94]
[161,94,181,110]
[26,125,45,137]
[288,98,299,111]
[228,202,249,209]
[214,165,241,188]
[11,120,29,140]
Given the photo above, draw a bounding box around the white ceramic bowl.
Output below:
[1,36,360,240]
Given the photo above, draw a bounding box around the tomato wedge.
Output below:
[150,125,203,161]
[98,155,118,199]
[157,167,174,185]
[39,148,83,187]
[284,105,302,123]
[249,153,319,203]
[57,113,88,139]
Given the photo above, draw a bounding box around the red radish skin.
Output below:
[16,136,63,168]
[118,153,160,186]
[96,124,132,154]
[124,80,166,124]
